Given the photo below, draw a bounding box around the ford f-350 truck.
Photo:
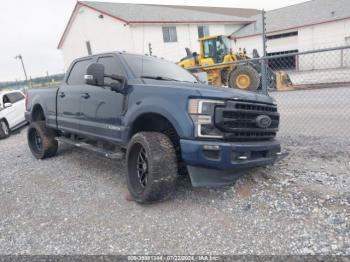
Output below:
[25,52,285,203]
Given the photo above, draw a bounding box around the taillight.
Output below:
[25,95,28,112]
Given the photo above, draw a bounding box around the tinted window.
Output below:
[3,95,10,104]
[6,92,24,103]
[203,39,216,59]
[67,59,92,85]
[124,54,197,83]
[97,56,125,85]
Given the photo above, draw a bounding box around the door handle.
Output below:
[81,93,90,99]
[59,92,65,98]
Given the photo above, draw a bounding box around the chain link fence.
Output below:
[184,45,350,139]
[263,46,350,138]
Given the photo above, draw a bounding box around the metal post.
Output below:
[260,10,268,95]
[15,54,31,89]
[46,71,51,87]
[148,43,153,56]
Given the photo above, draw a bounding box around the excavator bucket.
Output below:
[275,71,295,91]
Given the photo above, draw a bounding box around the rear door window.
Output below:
[67,59,93,85]
[6,92,24,104]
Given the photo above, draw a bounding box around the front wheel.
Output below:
[27,121,58,159]
[229,65,260,91]
[126,132,178,204]
[0,120,10,139]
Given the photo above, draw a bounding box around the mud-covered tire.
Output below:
[126,132,178,204]
[229,65,260,91]
[0,119,11,139]
[27,121,58,159]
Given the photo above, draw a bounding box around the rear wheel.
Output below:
[126,132,178,204]
[27,121,58,159]
[0,120,10,139]
[229,65,260,91]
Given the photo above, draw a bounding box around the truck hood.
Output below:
[141,79,275,105]
[196,85,275,104]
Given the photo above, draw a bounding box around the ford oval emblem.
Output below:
[256,115,272,129]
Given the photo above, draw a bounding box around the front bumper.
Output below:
[180,139,287,187]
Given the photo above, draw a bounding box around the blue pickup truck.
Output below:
[25,52,284,203]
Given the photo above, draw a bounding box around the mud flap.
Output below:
[187,166,246,187]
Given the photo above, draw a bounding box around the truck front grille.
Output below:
[215,100,279,141]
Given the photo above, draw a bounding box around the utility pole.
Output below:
[15,54,30,89]
[148,43,153,56]
[46,71,50,87]
[260,9,268,95]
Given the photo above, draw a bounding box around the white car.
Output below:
[0,90,27,139]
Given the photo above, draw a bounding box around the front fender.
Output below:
[124,97,194,140]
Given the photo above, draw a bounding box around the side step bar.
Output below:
[55,137,125,160]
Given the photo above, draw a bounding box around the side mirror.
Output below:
[4,103,13,108]
[110,82,123,93]
[108,75,128,93]
[84,63,105,86]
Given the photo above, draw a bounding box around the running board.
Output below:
[55,137,125,160]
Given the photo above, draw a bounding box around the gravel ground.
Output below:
[0,127,349,255]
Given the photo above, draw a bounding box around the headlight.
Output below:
[188,99,224,138]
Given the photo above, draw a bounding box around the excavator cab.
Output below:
[201,35,231,64]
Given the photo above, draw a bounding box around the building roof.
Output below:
[231,0,350,39]
[148,5,260,18]
[80,1,254,24]
[58,1,255,49]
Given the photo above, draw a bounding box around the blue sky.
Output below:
[0,0,307,82]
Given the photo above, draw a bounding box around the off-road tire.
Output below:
[229,65,260,91]
[126,132,178,204]
[27,121,58,159]
[0,119,10,139]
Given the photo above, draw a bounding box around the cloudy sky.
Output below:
[0,0,307,82]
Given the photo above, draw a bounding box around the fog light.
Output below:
[276,152,283,155]
[203,145,221,151]
[237,155,248,160]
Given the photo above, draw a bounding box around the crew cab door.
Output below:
[79,55,126,143]
[57,58,93,132]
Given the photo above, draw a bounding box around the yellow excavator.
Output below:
[178,35,294,91]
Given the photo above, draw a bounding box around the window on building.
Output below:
[162,26,177,43]
[198,25,210,38]
[97,56,126,84]
[67,59,92,85]
[266,31,298,40]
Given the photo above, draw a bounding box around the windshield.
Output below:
[123,54,198,83]
[216,36,231,59]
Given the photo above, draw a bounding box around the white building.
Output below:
[58,1,257,68]
[58,0,350,71]
[231,0,350,70]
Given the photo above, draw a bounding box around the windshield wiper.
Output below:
[141,75,197,84]
[141,75,180,82]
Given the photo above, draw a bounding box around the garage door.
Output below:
[267,50,298,70]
